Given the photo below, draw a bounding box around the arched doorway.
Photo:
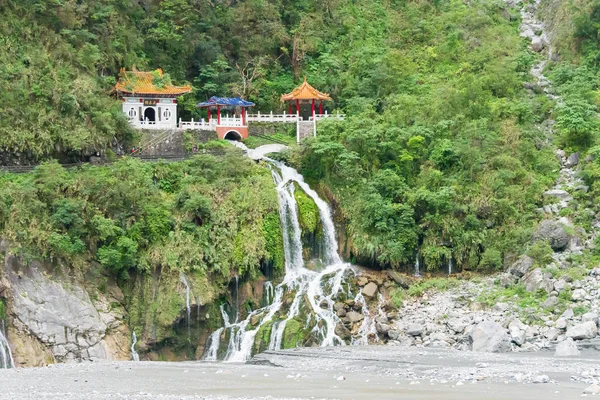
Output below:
[224,130,242,141]
[144,107,156,122]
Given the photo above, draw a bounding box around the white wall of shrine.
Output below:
[122,97,178,129]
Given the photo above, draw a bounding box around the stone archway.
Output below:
[224,130,242,141]
[144,107,156,122]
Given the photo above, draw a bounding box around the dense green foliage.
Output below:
[0,148,282,280]
[292,0,558,272]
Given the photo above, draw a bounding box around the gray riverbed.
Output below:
[1,346,598,399]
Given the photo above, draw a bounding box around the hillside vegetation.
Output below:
[2,0,600,275]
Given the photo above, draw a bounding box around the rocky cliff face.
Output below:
[1,253,131,366]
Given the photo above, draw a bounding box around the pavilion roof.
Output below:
[280,77,332,102]
[197,96,255,108]
[115,68,192,96]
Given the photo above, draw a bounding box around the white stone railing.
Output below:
[246,112,299,123]
[309,111,346,121]
[130,118,176,129]
[178,118,216,130]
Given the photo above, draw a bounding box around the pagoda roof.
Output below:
[280,77,332,102]
[197,96,255,108]
[115,68,192,96]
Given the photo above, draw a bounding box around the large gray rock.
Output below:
[509,255,534,278]
[566,321,598,340]
[582,312,599,326]
[565,152,580,168]
[533,220,570,251]
[361,282,378,298]
[406,323,423,337]
[555,338,580,357]
[387,270,410,289]
[4,256,129,363]
[571,289,588,301]
[470,321,511,353]
[346,311,364,323]
[531,36,546,52]
[446,318,467,334]
[522,268,554,293]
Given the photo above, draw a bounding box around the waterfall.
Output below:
[414,252,420,277]
[131,331,140,362]
[180,272,191,325]
[204,154,353,361]
[0,323,14,369]
[204,327,224,361]
[264,281,273,305]
[448,257,453,275]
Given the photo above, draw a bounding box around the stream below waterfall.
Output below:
[203,143,383,361]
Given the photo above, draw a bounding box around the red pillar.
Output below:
[319,102,323,115]
[217,105,221,125]
[296,99,300,114]
[207,108,211,123]
[288,103,293,114]
[242,107,246,125]
[311,99,315,118]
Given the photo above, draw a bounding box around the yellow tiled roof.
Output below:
[280,77,332,102]
[115,68,192,96]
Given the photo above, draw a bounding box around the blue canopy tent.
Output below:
[197,97,255,125]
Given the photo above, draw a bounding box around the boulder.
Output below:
[582,312,599,326]
[555,318,568,330]
[376,322,391,334]
[406,323,424,337]
[522,268,554,293]
[561,308,574,320]
[554,337,580,357]
[584,384,600,395]
[470,321,511,353]
[388,329,401,341]
[387,270,410,289]
[566,321,598,340]
[509,255,534,278]
[361,282,378,298]
[565,152,580,168]
[493,302,510,313]
[533,220,570,251]
[543,189,572,202]
[553,279,568,293]
[346,311,364,323]
[531,36,546,52]
[446,318,467,334]
[541,296,558,309]
[571,289,587,301]
[509,324,526,346]
[356,276,369,287]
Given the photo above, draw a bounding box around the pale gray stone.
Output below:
[361,282,378,297]
[509,255,534,278]
[406,323,424,337]
[566,321,598,340]
[470,321,511,353]
[554,337,580,357]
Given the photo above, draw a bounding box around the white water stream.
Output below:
[203,143,378,361]
[131,331,140,362]
[180,272,192,326]
[1,323,15,368]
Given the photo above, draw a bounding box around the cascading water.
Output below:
[204,148,360,361]
[414,252,421,277]
[448,258,453,275]
[180,272,192,326]
[131,331,140,362]
[264,281,274,305]
[0,322,15,369]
